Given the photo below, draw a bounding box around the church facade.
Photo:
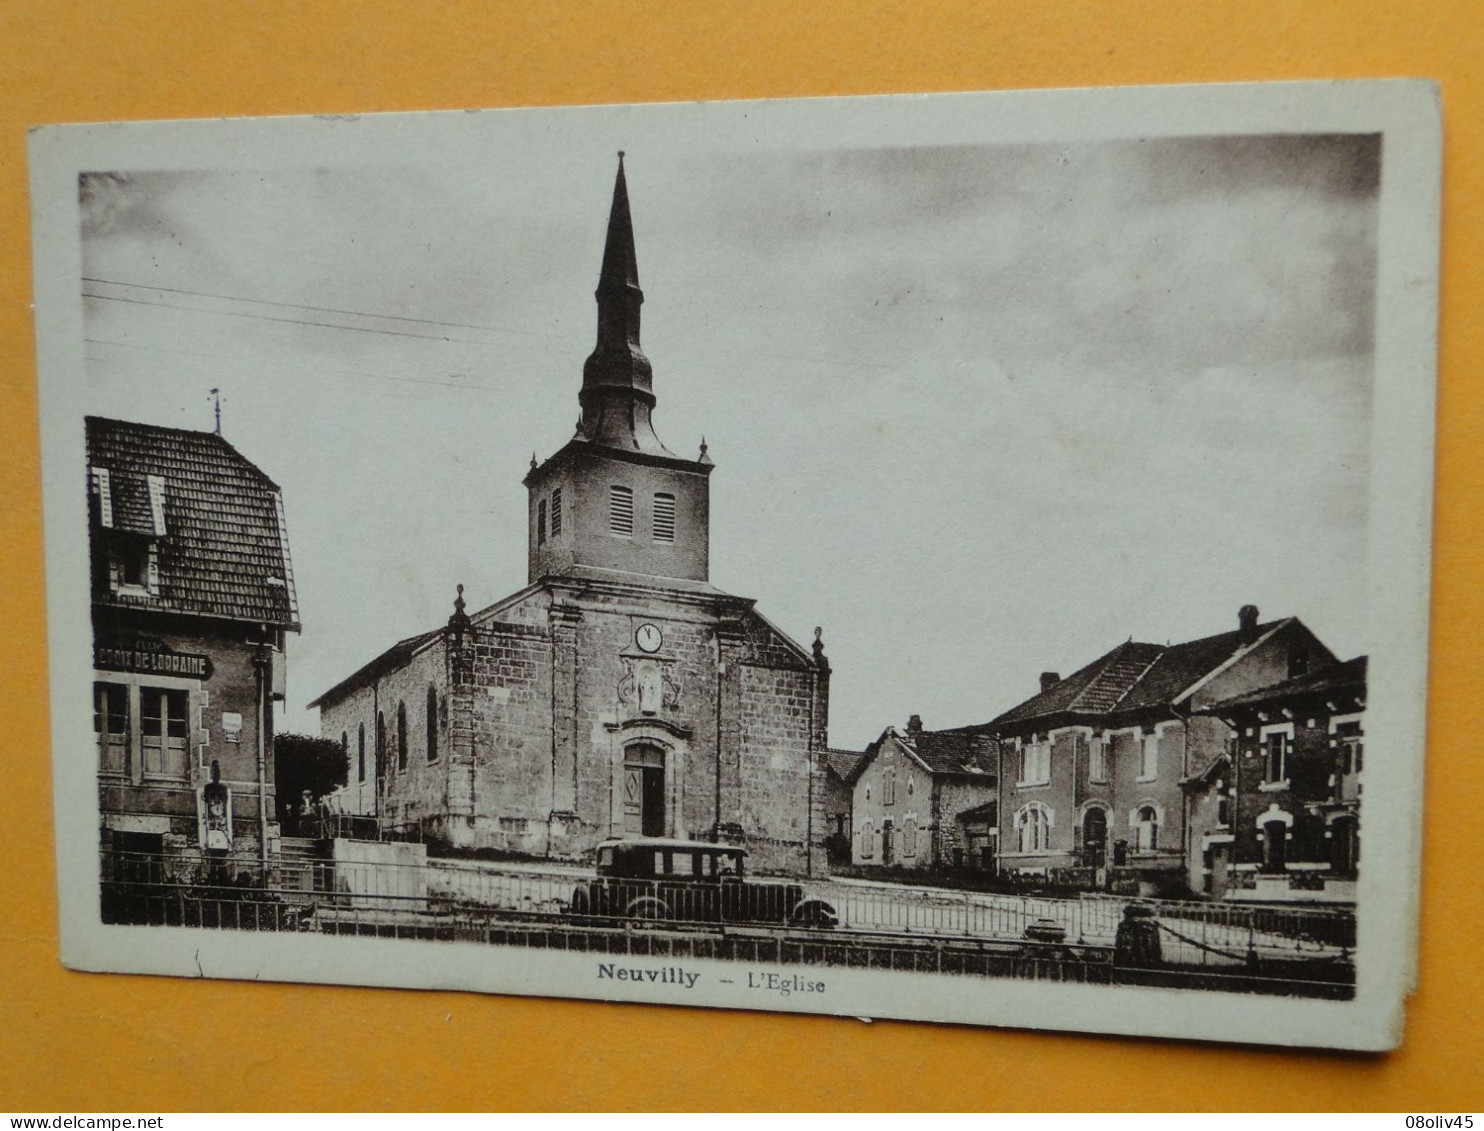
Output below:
[311,159,832,876]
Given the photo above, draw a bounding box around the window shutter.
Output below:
[609,485,634,535]
[652,492,676,542]
[550,488,562,536]
[537,499,547,544]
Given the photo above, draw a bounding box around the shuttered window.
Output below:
[537,499,547,544]
[550,488,562,536]
[609,485,634,536]
[652,492,676,543]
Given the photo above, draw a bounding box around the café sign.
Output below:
[95,638,213,680]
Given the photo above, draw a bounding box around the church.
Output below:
[310,158,833,876]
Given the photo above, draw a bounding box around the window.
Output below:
[1017,805,1050,853]
[1337,723,1363,775]
[609,485,634,536]
[1215,779,1231,827]
[903,817,917,858]
[1089,736,1107,782]
[883,769,895,806]
[94,681,128,775]
[357,723,366,782]
[377,712,386,778]
[537,499,547,544]
[550,488,563,537]
[1262,819,1288,872]
[396,702,408,772]
[1134,805,1159,852]
[859,820,874,859]
[140,687,189,779]
[1263,732,1289,783]
[907,775,914,797]
[118,542,150,588]
[667,851,694,877]
[1138,734,1158,780]
[426,685,439,761]
[341,730,349,770]
[652,492,676,543]
[1020,739,1050,785]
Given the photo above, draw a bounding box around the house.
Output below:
[311,158,833,875]
[846,717,999,870]
[990,606,1336,894]
[88,416,299,896]
[822,747,862,866]
[1190,655,1365,902]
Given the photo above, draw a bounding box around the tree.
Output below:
[273,732,349,824]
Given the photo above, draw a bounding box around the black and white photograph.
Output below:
[30,80,1440,1049]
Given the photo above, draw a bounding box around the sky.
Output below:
[78,127,1380,750]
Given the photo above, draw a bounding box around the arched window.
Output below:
[1017,804,1051,853]
[1135,805,1159,852]
[396,702,408,772]
[859,819,874,859]
[357,723,366,782]
[902,817,918,858]
[376,713,386,778]
[426,685,439,762]
[1262,819,1289,873]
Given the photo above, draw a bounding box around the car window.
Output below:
[699,853,714,877]
[598,847,614,868]
[669,851,694,877]
[717,853,741,876]
[653,850,665,874]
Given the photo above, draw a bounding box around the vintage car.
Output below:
[570,838,838,929]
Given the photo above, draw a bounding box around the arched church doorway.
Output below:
[623,744,666,837]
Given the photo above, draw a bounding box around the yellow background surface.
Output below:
[2,1,1480,1112]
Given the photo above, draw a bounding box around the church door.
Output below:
[623,745,666,837]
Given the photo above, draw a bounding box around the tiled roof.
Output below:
[901,727,998,776]
[825,747,863,781]
[1203,655,1367,713]
[991,621,1288,728]
[86,417,299,628]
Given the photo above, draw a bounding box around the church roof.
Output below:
[86,416,300,629]
[305,627,442,709]
[825,748,863,781]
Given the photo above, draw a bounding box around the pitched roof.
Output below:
[1203,655,1367,713]
[305,628,443,709]
[86,417,299,629]
[900,727,999,777]
[825,747,863,781]
[991,620,1289,728]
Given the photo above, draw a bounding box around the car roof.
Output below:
[596,837,749,855]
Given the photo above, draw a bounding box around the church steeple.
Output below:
[578,154,674,456]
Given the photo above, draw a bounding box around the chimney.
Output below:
[906,714,923,736]
[1039,671,1061,693]
[1238,605,1260,645]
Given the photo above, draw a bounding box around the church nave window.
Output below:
[609,484,634,536]
[652,492,676,543]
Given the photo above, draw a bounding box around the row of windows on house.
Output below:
[861,769,915,806]
[855,816,920,860]
[1010,802,1163,855]
[94,680,192,779]
[340,685,446,783]
[535,486,679,545]
[1014,727,1365,790]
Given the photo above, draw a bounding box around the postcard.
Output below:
[29,79,1440,1049]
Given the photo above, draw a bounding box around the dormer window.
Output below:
[609,484,634,536]
[652,492,676,543]
[93,465,165,598]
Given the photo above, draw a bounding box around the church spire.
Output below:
[578,154,673,455]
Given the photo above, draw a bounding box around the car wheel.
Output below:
[623,897,671,929]
[790,899,838,930]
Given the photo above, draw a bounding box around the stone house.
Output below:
[88,417,299,893]
[1189,655,1365,902]
[990,607,1336,894]
[311,158,832,875]
[846,717,999,870]
[821,747,862,866]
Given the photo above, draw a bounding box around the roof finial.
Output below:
[698,435,712,465]
[530,452,538,471]
[209,388,222,435]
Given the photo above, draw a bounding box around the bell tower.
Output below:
[524,155,714,586]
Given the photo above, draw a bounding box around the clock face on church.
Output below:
[635,623,663,654]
